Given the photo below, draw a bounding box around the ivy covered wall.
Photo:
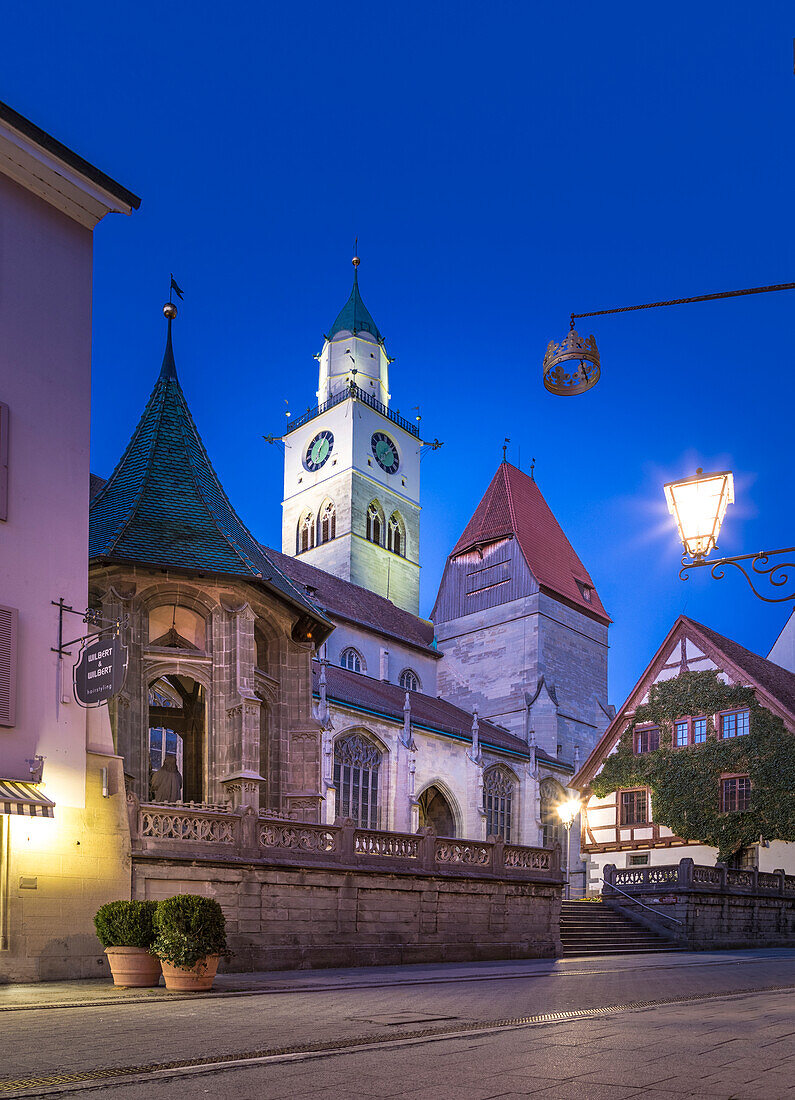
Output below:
[590,671,795,861]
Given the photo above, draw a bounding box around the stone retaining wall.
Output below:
[133,856,561,969]
[603,858,795,949]
[129,800,563,969]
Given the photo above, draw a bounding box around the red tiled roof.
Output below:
[314,660,533,759]
[267,547,438,656]
[449,463,610,623]
[684,617,795,718]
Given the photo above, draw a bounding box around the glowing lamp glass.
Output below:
[557,798,581,827]
[664,470,734,561]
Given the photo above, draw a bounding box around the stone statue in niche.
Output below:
[151,753,182,802]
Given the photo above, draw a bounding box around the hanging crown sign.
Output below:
[542,323,600,396]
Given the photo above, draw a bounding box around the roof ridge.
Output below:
[503,462,520,534]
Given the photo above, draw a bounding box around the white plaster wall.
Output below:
[318,331,390,405]
[768,611,795,672]
[324,625,438,694]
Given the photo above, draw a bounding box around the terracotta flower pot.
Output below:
[105,946,162,988]
[159,954,220,992]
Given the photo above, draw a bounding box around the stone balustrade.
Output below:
[602,857,795,949]
[127,793,561,882]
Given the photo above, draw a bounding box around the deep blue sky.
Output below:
[4,3,794,706]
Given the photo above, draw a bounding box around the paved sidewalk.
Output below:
[2,948,793,1010]
[52,987,791,1100]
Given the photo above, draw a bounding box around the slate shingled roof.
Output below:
[449,462,610,623]
[89,320,330,630]
[314,661,534,759]
[327,269,383,343]
[268,547,438,656]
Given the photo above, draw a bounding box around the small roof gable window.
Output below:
[148,605,205,651]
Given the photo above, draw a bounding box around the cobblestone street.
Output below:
[1,950,793,1098]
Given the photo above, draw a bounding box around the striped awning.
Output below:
[0,780,55,818]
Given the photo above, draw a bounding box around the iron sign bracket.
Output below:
[51,598,124,656]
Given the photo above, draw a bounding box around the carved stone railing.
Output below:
[128,795,562,884]
[607,858,795,898]
[602,857,795,949]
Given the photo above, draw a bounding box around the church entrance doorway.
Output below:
[417,785,456,837]
[148,675,206,803]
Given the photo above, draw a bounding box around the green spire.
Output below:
[328,264,383,343]
[88,308,333,635]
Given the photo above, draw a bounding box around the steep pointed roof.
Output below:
[573,615,795,790]
[449,462,610,623]
[328,269,383,343]
[89,317,332,631]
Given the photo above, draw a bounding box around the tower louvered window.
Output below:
[0,604,18,726]
[366,502,383,545]
[298,512,315,553]
[319,501,336,544]
[483,767,514,842]
[387,512,404,557]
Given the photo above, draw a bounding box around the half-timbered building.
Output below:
[573,616,795,894]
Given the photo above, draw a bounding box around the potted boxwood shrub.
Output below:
[153,894,227,991]
[94,900,161,988]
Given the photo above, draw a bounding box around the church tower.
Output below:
[281,257,421,615]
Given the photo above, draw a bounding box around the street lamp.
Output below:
[664,469,795,603]
[664,468,735,561]
[557,797,581,899]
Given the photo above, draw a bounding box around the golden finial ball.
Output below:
[352,256,360,268]
[163,302,178,320]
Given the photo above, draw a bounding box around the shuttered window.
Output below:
[0,402,8,521]
[0,605,18,726]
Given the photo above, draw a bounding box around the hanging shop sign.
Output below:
[73,634,128,708]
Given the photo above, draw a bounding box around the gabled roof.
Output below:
[573,615,795,789]
[89,319,331,632]
[314,661,532,759]
[267,547,439,657]
[447,462,610,623]
[0,99,141,211]
[327,269,383,343]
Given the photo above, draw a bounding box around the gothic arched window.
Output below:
[318,500,336,545]
[297,511,315,554]
[340,647,363,673]
[366,501,384,545]
[483,766,515,842]
[387,511,405,557]
[399,668,420,692]
[334,733,382,828]
[540,778,565,850]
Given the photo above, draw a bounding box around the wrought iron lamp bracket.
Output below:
[679,547,795,603]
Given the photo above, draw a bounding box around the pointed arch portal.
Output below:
[417,784,456,837]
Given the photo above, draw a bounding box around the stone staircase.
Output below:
[560,899,677,957]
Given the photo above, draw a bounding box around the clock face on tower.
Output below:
[371,431,400,474]
[305,430,334,471]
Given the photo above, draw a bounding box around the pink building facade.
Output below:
[0,102,138,979]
